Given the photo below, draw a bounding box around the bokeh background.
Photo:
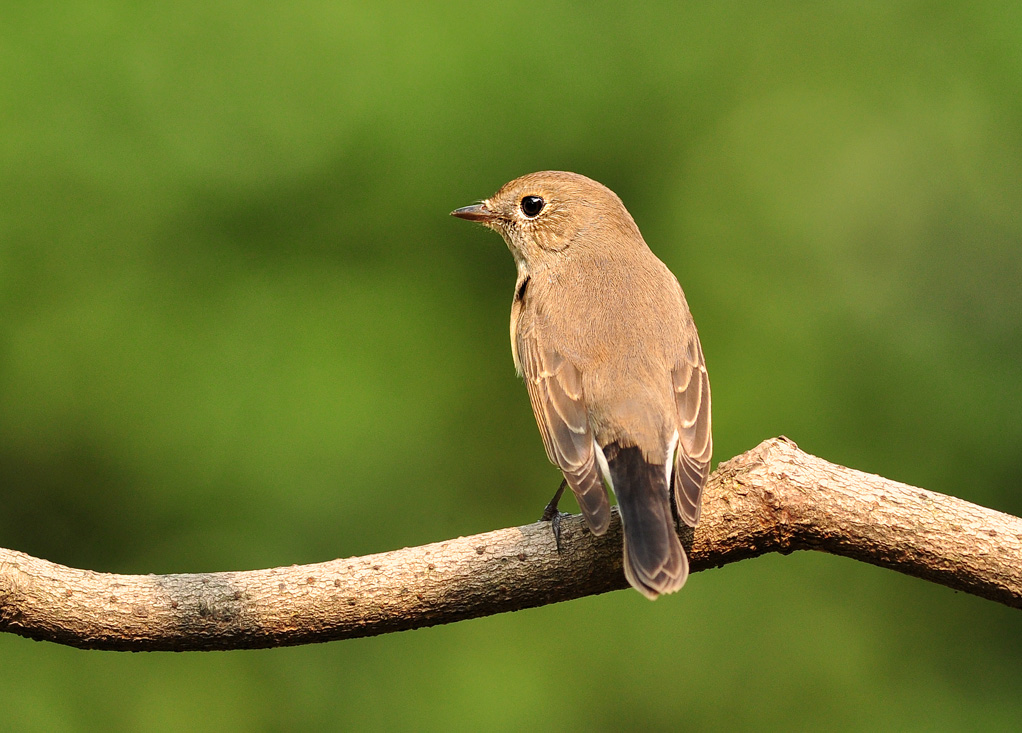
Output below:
[2,2,1021,730]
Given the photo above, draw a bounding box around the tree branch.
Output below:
[2,437,1019,651]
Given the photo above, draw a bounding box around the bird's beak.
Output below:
[450,202,497,223]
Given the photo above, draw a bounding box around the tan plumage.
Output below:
[452,171,711,599]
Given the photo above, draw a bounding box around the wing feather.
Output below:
[672,337,712,526]
[517,325,611,535]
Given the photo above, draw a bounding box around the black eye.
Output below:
[520,195,545,218]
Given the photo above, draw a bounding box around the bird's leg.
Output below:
[540,478,569,552]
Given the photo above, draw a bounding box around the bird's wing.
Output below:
[672,334,712,526]
[517,326,611,535]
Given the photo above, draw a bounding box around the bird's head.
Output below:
[451,171,640,271]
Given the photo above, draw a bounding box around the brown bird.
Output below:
[451,171,711,599]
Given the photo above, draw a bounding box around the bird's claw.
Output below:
[541,509,571,552]
[540,479,569,552]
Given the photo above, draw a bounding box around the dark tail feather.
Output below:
[607,444,688,599]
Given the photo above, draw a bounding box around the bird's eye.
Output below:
[520,195,545,218]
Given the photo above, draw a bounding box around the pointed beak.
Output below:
[450,202,497,223]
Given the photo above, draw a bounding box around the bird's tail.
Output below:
[606,443,688,599]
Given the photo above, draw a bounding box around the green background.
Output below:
[2,2,1020,730]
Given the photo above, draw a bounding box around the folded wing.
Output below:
[518,330,611,535]
[672,335,712,526]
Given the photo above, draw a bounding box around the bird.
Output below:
[451,171,711,599]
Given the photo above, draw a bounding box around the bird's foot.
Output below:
[543,509,573,552]
[540,479,569,552]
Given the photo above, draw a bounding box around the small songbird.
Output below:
[451,171,711,599]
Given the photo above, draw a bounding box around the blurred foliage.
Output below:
[2,2,1021,731]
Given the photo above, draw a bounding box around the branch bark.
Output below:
[2,437,1019,651]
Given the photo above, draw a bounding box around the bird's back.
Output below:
[526,242,693,458]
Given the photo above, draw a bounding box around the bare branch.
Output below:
[2,437,1019,651]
